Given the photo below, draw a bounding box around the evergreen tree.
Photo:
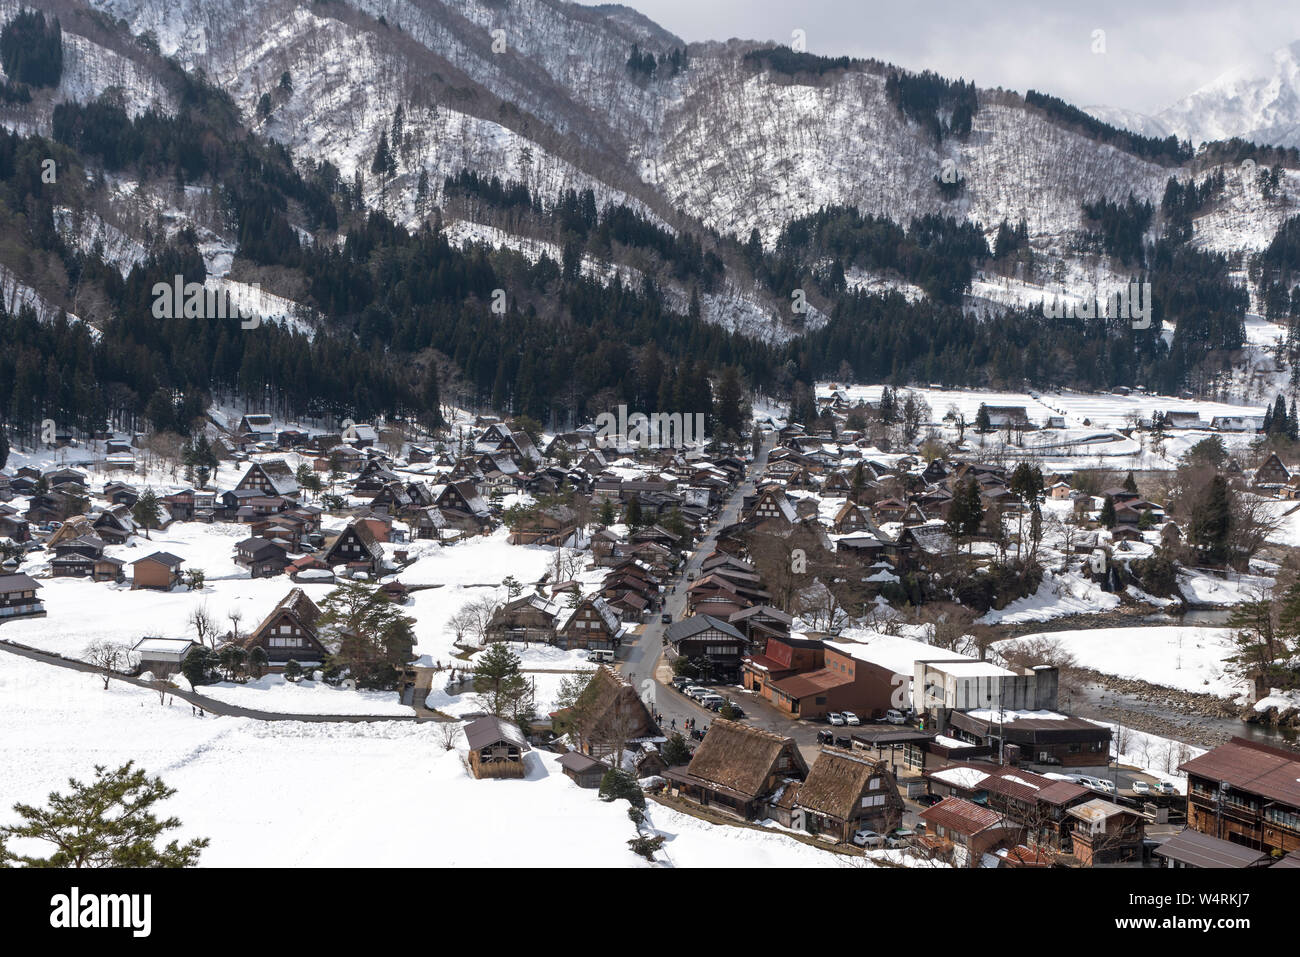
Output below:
[1099,494,1117,529]
[0,762,208,867]
[472,642,531,720]
[1122,472,1138,494]
[625,494,644,529]
[974,403,991,433]
[316,581,417,689]
[180,646,212,689]
[0,424,8,470]
[1271,394,1289,436]
[714,366,744,442]
[131,488,161,540]
[1189,475,1231,565]
[283,659,303,682]
[661,731,691,766]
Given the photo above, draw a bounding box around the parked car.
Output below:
[699,695,725,711]
[851,829,884,848]
[723,702,746,718]
[671,676,691,691]
[914,793,943,807]
[1131,781,1152,795]
[827,712,846,726]
[1094,779,1117,794]
[884,709,907,725]
[834,736,852,749]
[816,729,834,745]
[684,686,709,700]
[1156,782,1177,795]
[841,711,861,726]
[886,829,916,848]
[661,613,672,624]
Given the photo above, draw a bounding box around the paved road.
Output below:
[0,639,439,723]
[617,434,776,738]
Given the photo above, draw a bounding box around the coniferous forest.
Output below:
[0,29,1295,446]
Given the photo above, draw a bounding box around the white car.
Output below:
[841,711,861,726]
[1156,782,1178,795]
[1094,779,1117,794]
[827,712,846,726]
[852,829,884,848]
[1131,781,1152,795]
[884,709,907,725]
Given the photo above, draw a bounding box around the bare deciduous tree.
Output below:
[189,604,219,648]
[86,640,133,690]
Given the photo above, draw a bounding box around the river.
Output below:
[1000,607,1298,751]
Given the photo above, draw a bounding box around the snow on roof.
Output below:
[825,634,975,675]
[931,766,990,789]
[131,637,196,655]
[930,660,1017,678]
[966,708,1068,723]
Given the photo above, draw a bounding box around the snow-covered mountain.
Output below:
[7,0,1300,345]
[1089,39,1300,149]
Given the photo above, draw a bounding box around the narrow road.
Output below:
[619,433,776,734]
[0,639,440,723]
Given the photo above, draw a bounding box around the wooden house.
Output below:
[0,573,45,620]
[792,747,904,844]
[235,536,291,578]
[243,588,329,664]
[322,520,385,573]
[131,552,184,591]
[486,594,562,644]
[556,596,625,650]
[235,460,300,498]
[560,666,659,763]
[918,797,1021,867]
[1067,799,1146,866]
[663,719,808,820]
[664,614,751,682]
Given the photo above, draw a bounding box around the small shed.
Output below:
[464,717,530,779]
[557,750,606,789]
[131,637,197,678]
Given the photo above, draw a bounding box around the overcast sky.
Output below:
[603,0,1300,115]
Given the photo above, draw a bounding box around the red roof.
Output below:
[919,796,1007,836]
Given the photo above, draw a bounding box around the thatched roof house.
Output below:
[793,747,903,843]
[664,718,807,820]
[555,666,659,763]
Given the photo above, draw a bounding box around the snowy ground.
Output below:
[995,626,1244,699]
[196,674,411,716]
[977,570,1121,625]
[0,653,849,868]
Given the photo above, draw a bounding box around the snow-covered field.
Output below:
[197,674,412,716]
[0,654,849,868]
[995,626,1244,699]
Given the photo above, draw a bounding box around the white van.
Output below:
[588,649,615,664]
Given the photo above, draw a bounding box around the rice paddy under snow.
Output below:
[0,654,853,868]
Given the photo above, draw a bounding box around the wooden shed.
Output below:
[557,750,606,789]
[464,717,530,779]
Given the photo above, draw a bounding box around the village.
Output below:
[2,383,1299,870]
